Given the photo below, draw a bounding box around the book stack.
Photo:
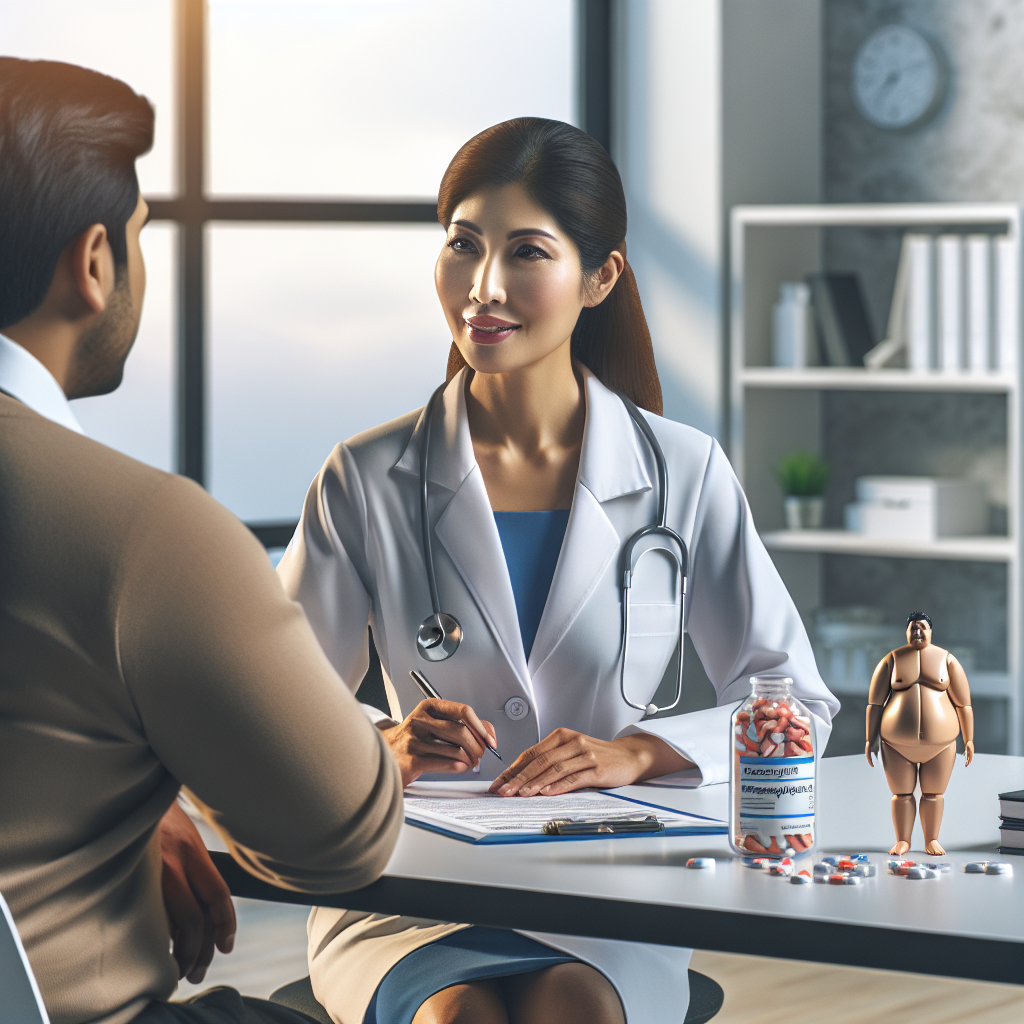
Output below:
[866,232,1019,372]
[1000,789,1024,855]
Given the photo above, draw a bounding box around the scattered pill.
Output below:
[852,854,870,863]
[923,862,951,873]
[827,872,849,885]
[744,857,771,869]
[813,863,835,877]
[964,862,988,873]
[686,857,715,869]
[790,872,812,884]
[985,863,1013,876]
[851,863,876,877]
[906,866,939,880]
[821,856,838,866]
[888,860,916,875]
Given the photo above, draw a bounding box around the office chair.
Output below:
[0,890,50,1024]
[270,968,724,1024]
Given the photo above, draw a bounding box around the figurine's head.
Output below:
[906,612,933,649]
[434,118,662,414]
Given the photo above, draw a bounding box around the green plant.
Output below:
[775,451,830,496]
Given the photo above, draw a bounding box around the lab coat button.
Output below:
[503,697,529,721]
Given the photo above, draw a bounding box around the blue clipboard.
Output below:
[405,790,727,845]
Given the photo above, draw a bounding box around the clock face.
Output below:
[851,25,946,130]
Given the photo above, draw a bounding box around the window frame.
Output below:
[148,0,611,545]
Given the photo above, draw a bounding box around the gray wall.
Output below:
[824,0,1024,328]
[821,1,1018,753]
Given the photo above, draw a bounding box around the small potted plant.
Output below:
[775,451,829,529]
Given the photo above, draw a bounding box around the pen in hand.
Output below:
[409,670,502,762]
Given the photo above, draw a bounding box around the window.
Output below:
[1,0,609,539]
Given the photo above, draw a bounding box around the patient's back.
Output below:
[0,393,402,1024]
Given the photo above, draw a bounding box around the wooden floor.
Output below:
[689,949,1023,1024]
[174,898,1023,1021]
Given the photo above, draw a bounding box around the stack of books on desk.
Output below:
[999,789,1024,855]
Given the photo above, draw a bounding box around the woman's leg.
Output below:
[501,963,625,1024]
[880,740,919,856]
[411,981,508,1024]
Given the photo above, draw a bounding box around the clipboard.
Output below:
[403,785,727,845]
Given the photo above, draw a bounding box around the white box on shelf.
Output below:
[845,476,988,541]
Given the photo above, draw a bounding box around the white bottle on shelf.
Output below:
[771,282,816,368]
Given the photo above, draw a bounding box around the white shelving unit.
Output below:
[730,203,1023,753]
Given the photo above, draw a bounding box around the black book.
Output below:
[805,272,876,367]
[999,789,1024,819]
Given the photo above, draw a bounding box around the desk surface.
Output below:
[216,754,1024,985]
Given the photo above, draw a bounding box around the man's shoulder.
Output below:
[0,392,213,537]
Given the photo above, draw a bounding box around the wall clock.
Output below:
[851,24,948,130]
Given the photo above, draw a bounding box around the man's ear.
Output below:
[69,223,116,315]
[583,249,625,308]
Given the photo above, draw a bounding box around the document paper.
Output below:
[404,783,726,844]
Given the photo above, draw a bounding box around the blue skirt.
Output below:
[363,927,577,1024]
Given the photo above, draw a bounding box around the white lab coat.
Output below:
[278,367,838,1024]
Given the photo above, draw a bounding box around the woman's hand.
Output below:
[381,699,498,787]
[488,729,692,797]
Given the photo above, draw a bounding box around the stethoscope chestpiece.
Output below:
[416,612,463,662]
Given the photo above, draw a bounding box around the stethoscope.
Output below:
[414,383,688,718]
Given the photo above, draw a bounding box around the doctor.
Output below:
[279,118,838,1024]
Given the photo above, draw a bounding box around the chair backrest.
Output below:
[0,890,49,1024]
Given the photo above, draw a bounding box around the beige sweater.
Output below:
[0,393,403,1024]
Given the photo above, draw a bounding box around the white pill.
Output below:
[686,858,715,869]
[985,863,1013,876]
[906,866,939,879]
[964,862,988,873]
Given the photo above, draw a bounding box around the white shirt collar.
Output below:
[0,332,84,434]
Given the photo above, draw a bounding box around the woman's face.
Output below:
[435,183,606,375]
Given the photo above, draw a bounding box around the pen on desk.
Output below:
[409,669,502,761]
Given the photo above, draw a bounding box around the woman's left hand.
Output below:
[488,728,692,797]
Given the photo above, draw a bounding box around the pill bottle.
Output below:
[730,675,816,858]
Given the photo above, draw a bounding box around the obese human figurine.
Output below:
[865,612,974,856]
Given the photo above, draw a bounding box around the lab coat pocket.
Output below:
[622,599,681,709]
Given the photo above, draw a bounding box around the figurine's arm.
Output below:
[946,653,974,766]
[865,653,893,766]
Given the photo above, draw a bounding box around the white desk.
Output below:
[215,754,1024,985]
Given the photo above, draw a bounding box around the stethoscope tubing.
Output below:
[416,381,688,717]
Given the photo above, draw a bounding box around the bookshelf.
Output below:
[730,203,1023,754]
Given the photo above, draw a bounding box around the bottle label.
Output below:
[738,756,815,839]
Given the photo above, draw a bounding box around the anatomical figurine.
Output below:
[865,612,974,856]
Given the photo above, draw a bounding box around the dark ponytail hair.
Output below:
[437,118,662,415]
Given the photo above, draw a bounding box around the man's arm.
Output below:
[947,654,974,766]
[865,653,893,766]
[158,800,235,983]
[116,475,403,894]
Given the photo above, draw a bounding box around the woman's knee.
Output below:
[503,962,625,1024]
[411,980,508,1024]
